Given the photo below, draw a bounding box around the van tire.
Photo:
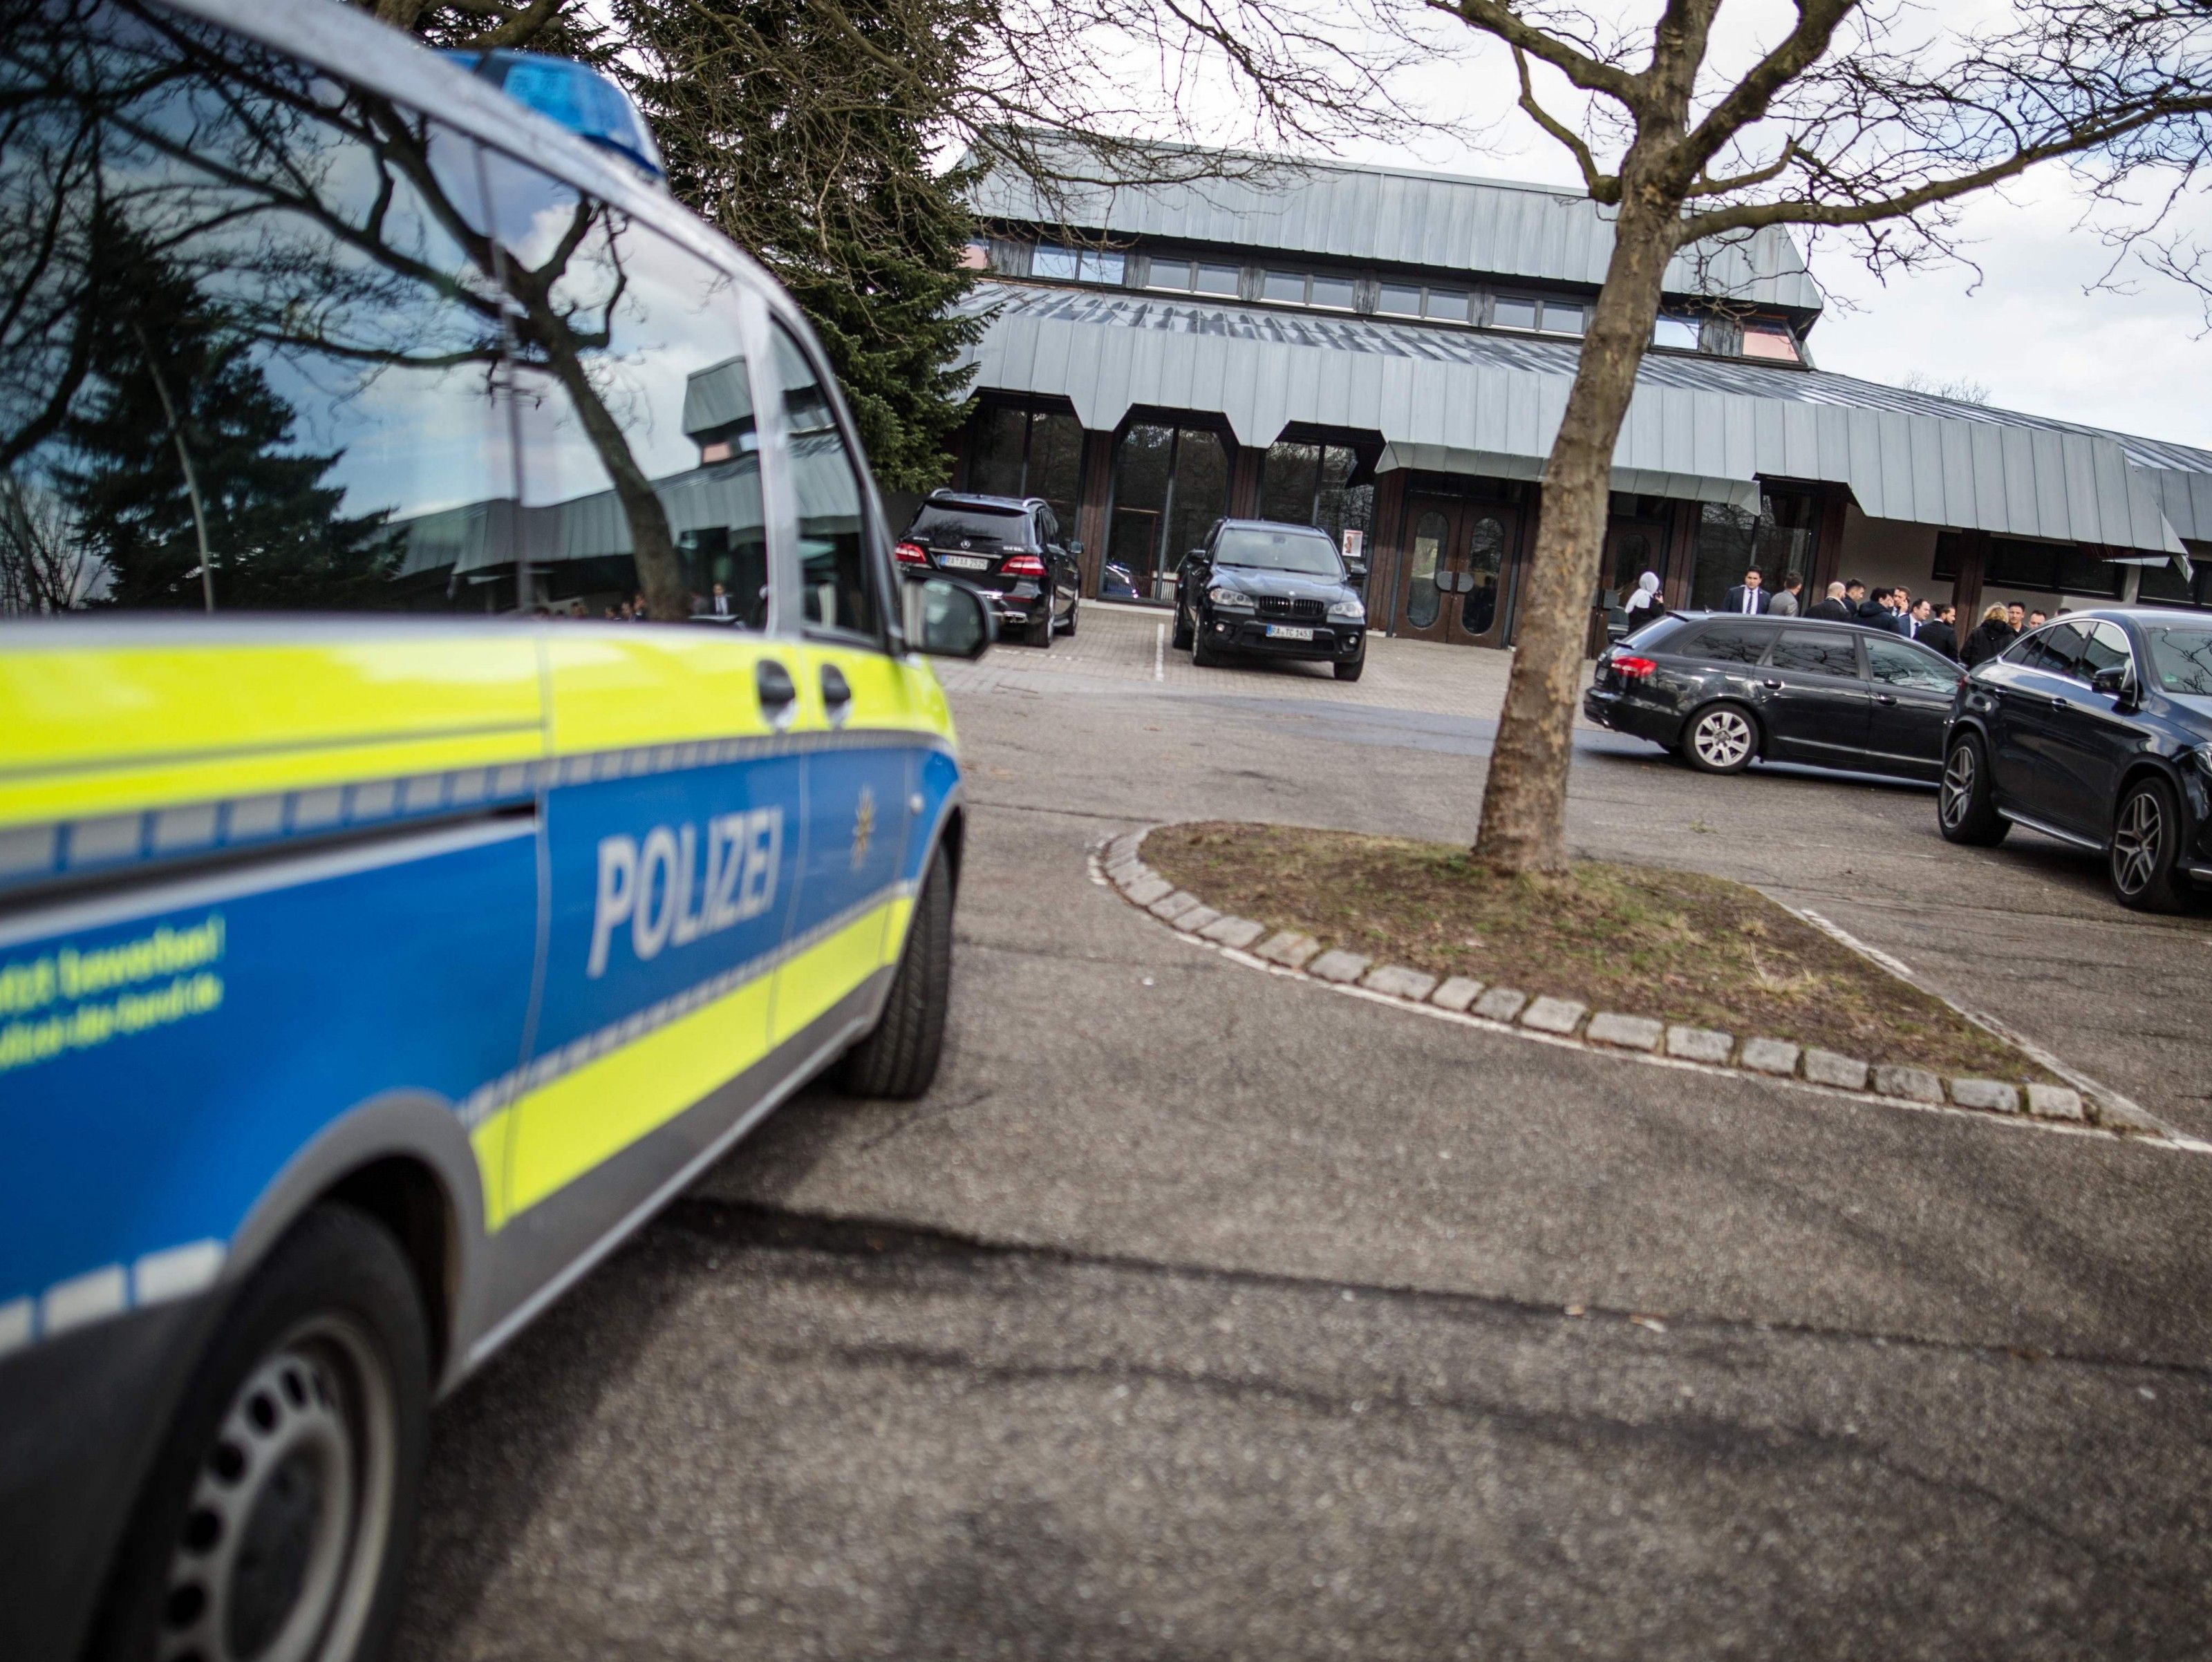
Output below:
[88,1204,429,1662]
[835,845,954,1100]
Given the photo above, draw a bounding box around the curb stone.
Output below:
[1150,891,1202,921]
[1123,875,1172,907]
[1430,976,1485,1014]
[1175,905,1221,935]
[1871,1064,1944,1104]
[1364,964,1438,1001]
[1472,987,1528,1023]
[1199,914,1265,950]
[1520,997,1585,1036]
[2095,1097,2166,1135]
[2026,1083,2086,1122]
[1587,1012,1664,1052]
[1255,932,1322,969]
[1666,1026,1734,1064]
[1740,1038,1799,1077]
[1949,1079,2021,1115]
[1308,950,1370,985]
[1803,1049,1869,1091]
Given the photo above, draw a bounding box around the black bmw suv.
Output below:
[897,491,1080,647]
[1938,608,2212,910]
[1174,518,1369,680]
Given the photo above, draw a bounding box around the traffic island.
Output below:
[1102,820,2167,1139]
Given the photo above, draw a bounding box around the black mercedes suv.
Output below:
[897,491,1080,647]
[1174,519,1369,680]
[1938,608,2212,910]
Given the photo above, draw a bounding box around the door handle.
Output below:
[1875,693,1897,706]
[1761,677,1782,689]
[820,663,852,728]
[756,658,797,730]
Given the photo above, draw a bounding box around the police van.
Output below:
[0,2,993,1656]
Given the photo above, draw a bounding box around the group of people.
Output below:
[1624,565,2050,665]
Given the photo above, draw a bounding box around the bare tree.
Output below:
[1900,370,1993,405]
[0,474,96,614]
[1374,0,2212,872]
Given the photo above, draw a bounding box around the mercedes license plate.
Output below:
[938,554,989,571]
[1265,624,1315,641]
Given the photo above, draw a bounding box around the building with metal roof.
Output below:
[938,140,2212,648]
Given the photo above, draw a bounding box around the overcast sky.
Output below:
[1146,2,2212,454]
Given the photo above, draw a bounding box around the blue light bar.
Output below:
[443,50,666,182]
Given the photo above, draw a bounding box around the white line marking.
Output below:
[1154,624,1165,681]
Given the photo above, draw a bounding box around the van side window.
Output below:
[769,325,877,638]
[478,148,767,624]
[1,4,509,614]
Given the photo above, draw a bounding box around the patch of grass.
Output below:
[1145,821,2049,1082]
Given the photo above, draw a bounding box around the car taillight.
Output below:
[1001,554,1047,578]
[894,540,930,567]
[1612,654,1658,679]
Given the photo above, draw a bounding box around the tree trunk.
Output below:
[541,336,692,621]
[1471,196,1679,872]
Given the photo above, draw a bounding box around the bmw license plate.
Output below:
[938,554,989,571]
[1265,624,1315,641]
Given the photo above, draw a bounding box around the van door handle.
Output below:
[756,659,797,729]
[820,663,852,728]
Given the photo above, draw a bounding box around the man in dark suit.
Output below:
[1915,599,1958,658]
[1807,581,1853,622]
[1855,584,1895,627]
[1721,567,1770,615]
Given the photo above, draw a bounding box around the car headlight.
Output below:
[1208,585,1253,609]
[2191,742,2212,777]
[1328,598,1365,623]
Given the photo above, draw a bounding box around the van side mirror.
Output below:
[903,574,995,659]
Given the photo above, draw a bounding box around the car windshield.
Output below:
[2144,625,2212,695]
[1213,527,1344,576]
[910,504,1029,549]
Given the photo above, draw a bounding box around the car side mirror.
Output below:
[1346,558,1369,580]
[903,574,995,659]
[1067,540,1083,557]
[2090,664,2131,698]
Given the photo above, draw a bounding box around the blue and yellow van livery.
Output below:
[0,2,993,1656]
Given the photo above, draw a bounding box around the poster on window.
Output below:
[1341,528,1364,562]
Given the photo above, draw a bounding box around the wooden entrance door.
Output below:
[1393,496,1519,647]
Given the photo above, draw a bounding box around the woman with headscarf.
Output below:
[1962,602,2015,668]
[1621,571,1666,634]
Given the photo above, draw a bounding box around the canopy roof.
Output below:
[957,281,2211,554]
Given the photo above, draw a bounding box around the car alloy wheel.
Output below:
[157,1316,398,1662]
[1689,706,1752,772]
[1940,744,1977,831]
[2112,788,2161,897]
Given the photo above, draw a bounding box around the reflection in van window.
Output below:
[1,0,509,614]
[772,326,876,637]
[479,147,766,623]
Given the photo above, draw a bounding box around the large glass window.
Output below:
[1983,538,2126,598]
[771,325,876,637]
[1033,244,1125,285]
[1,1,514,616]
[1653,315,1700,350]
[1105,421,1228,601]
[1259,440,1374,556]
[962,404,1081,528]
[1493,294,1585,335]
[1689,489,1819,610]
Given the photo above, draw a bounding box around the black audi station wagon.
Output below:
[896,491,1080,647]
[1584,613,1965,779]
[1938,608,2212,910]
[1175,519,1369,681]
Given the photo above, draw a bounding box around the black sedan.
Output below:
[1583,613,1965,779]
[1174,518,1369,681]
[896,490,1080,647]
[1938,607,2212,910]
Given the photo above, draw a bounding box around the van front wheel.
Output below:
[835,844,954,1099]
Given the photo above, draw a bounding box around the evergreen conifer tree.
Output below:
[617,0,986,493]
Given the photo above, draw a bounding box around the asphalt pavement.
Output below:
[396,606,2212,1660]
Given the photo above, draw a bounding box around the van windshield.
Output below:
[1212,527,1343,576]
